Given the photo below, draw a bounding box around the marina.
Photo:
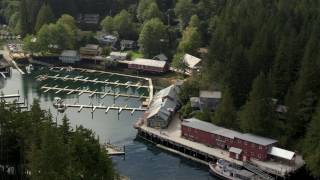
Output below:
[41,85,149,99]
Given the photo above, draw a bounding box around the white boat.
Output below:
[209,159,259,180]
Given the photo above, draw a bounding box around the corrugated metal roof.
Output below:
[229,147,242,154]
[214,128,242,139]
[130,58,167,68]
[183,54,201,69]
[239,133,278,146]
[268,147,295,160]
[182,118,221,133]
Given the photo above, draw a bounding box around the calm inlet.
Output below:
[0,68,215,180]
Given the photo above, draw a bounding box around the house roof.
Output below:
[268,147,295,160]
[182,118,221,133]
[200,91,222,99]
[110,52,128,57]
[147,85,179,121]
[60,50,78,57]
[229,147,242,154]
[214,128,242,139]
[239,133,278,146]
[130,58,167,68]
[153,53,168,61]
[183,54,201,69]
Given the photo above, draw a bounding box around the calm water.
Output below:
[0,68,215,180]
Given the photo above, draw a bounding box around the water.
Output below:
[0,68,216,180]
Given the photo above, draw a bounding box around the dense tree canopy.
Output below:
[0,100,116,179]
[138,18,168,58]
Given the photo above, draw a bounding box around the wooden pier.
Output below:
[56,103,147,114]
[0,94,20,99]
[136,115,305,179]
[41,85,149,99]
[37,74,149,89]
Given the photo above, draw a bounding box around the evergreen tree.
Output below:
[35,3,55,32]
[213,88,237,129]
[239,73,276,136]
[19,0,29,35]
[174,0,196,30]
[303,103,320,177]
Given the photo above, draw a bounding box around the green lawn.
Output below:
[128,51,143,59]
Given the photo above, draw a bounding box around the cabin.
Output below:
[181,118,292,162]
[146,85,180,129]
[128,58,169,73]
[198,90,222,111]
[80,44,101,58]
[120,40,135,50]
[59,50,80,64]
[183,54,202,73]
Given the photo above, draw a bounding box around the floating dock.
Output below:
[0,94,20,99]
[41,85,149,99]
[104,143,125,156]
[55,103,146,114]
[37,74,149,89]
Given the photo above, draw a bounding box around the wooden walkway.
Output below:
[37,74,149,89]
[57,103,147,114]
[49,66,149,81]
[0,94,20,99]
[41,85,148,99]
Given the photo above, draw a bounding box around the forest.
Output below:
[0,100,116,179]
[0,0,319,178]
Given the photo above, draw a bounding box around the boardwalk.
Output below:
[41,85,149,99]
[37,74,149,89]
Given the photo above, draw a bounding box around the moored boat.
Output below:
[209,159,258,180]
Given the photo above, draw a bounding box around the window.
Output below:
[251,143,255,148]
[258,154,261,159]
[259,145,263,150]
[244,142,248,146]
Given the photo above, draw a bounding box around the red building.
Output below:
[181,118,278,161]
[128,58,169,73]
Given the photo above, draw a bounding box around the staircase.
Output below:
[243,162,275,180]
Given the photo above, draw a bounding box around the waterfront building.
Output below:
[128,58,169,73]
[145,85,180,128]
[80,44,101,58]
[59,50,80,64]
[181,118,295,162]
[97,33,118,46]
